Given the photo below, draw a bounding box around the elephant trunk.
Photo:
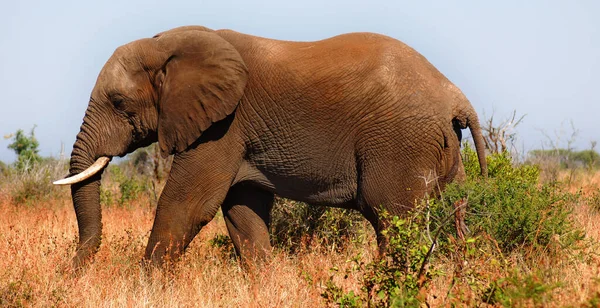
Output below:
[467,114,488,177]
[67,122,107,268]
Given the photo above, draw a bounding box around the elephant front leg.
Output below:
[143,147,241,266]
[222,183,274,264]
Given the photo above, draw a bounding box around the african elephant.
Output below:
[55,26,487,268]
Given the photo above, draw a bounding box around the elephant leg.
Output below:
[358,204,389,257]
[454,157,467,183]
[357,157,432,256]
[144,144,241,266]
[222,184,274,263]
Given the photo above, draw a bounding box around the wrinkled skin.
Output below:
[64,26,487,268]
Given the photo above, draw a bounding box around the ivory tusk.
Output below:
[53,157,111,185]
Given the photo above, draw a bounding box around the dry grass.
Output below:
[0,190,375,307]
[1,170,600,307]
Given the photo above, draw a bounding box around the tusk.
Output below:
[53,157,111,185]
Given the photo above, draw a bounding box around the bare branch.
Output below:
[481,110,525,154]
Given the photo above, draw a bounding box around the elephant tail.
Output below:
[466,113,488,177]
[451,100,488,177]
[444,80,487,177]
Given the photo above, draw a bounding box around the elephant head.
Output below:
[55,27,248,267]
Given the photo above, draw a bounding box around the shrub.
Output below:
[98,145,171,207]
[6,158,68,205]
[481,271,558,306]
[322,209,438,307]
[100,187,115,207]
[208,234,236,259]
[270,198,368,252]
[433,144,584,253]
[323,144,585,307]
[118,176,147,206]
[99,165,151,207]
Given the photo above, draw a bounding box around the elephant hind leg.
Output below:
[356,159,433,257]
[358,204,389,257]
[222,183,274,264]
[358,191,427,258]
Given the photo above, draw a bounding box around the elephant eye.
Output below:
[111,96,125,109]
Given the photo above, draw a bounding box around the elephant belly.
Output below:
[234,160,358,207]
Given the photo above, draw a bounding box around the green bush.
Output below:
[208,234,236,259]
[7,158,68,205]
[100,165,151,207]
[322,210,437,307]
[100,187,115,207]
[98,145,170,207]
[481,271,557,306]
[435,144,583,253]
[323,144,585,307]
[270,198,367,252]
[118,176,147,206]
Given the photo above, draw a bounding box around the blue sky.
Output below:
[1,0,598,162]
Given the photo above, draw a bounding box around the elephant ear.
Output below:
[154,29,248,157]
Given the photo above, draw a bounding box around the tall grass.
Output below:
[1,145,600,306]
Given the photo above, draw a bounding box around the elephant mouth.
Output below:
[53,157,111,185]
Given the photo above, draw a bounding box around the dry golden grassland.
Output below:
[0,190,374,307]
[1,169,600,307]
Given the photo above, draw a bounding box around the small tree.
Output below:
[6,126,42,171]
[482,110,525,155]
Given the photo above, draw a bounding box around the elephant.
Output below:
[54,25,487,268]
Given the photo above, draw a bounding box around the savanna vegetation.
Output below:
[1,120,600,307]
